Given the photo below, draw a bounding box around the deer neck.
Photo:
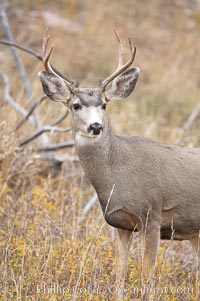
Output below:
[73,117,115,201]
[74,116,112,167]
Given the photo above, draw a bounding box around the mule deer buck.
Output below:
[39,29,200,299]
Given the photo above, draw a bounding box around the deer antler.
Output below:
[100,28,136,91]
[42,29,77,94]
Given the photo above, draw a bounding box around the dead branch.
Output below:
[51,110,69,126]
[34,152,79,162]
[0,72,35,125]
[0,5,50,146]
[80,193,98,222]
[0,5,75,164]
[0,40,42,61]
[15,95,47,131]
[20,126,72,146]
[15,96,71,145]
[37,141,75,152]
[0,6,35,105]
[0,41,75,84]
[176,103,200,145]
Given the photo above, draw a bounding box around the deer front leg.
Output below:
[141,220,160,285]
[115,228,133,301]
[190,235,200,257]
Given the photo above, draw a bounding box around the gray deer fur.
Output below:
[39,31,200,300]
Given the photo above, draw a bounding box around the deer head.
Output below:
[39,29,140,139]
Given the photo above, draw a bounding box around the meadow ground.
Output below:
[0,1,200,300]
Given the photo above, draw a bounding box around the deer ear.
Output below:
[38,71,71,104]
[105,67,140,101]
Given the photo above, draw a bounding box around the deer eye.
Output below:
[102,103,107,110]
[73,103,82,111]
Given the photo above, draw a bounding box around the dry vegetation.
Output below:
[0,0,200,300]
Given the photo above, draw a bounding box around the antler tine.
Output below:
[100,29,136,91]
[42,29,54,73]
[41,29,77,94]
[113,27,124,69]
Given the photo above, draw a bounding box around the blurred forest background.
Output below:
[0,0,200,300]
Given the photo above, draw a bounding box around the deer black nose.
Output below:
[89,123,103,135]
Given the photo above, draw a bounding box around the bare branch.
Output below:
[0,5,50,146]
[176,103,200,144]
[0,6,34,104]
[81,193,98,218]
[34,152,79,162]
[37,141,75,152]
[51,110,69,126]
[0,72,35,125]
[0,40,42,61]
[19,126,72,146]
[0,73,71,148]
[0,40,76,84]
[15,95,47,131]
[0,5,48,144]
[0,6,73,150]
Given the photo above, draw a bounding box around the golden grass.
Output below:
[0,1,200,300]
